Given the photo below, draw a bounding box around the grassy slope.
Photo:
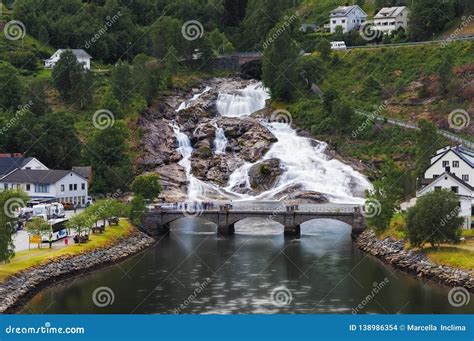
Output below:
[0,219,133,283]
[291,41,473,166]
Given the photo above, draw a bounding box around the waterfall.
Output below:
[213,123,228,155]
[172,81,370,204]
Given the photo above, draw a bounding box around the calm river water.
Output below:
[21,219,474,314]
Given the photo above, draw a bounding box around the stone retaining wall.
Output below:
[0,230,156,313]
[356,230,474,292]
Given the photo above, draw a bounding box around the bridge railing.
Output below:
[151,203,361,214]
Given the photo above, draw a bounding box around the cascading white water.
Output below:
[172,81,370,204]
[213,123,228,155]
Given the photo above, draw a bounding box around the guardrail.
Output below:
[355,110,474,150]
[347,36,474,50]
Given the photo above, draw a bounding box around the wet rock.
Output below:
[248,158,282,192]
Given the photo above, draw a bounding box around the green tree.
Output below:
[128,195,146,227]
[262,16,300,101]
[52,50,85,101]
[296,56,325,89]
[437,52,454,95]
[0,190,29,262]
[84,121,133,193]
[0,62,23,111]
[409,0,455,41]
[131,173,162,200]
[415,119,440,178]
[365,160,404,231]
[150,16,184,58]
[111,61,134,106]
[406,190,463,248]
[66,212,92,243]
[315,38,331,60]
[25,217,51,248]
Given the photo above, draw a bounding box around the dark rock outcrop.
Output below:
[248,158,282,192]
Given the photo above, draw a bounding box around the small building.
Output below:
[417,172,473,229]
[329,5,368,33]
[300,23,319,33]
[44,49,92,70]
[413,145,474,229]
[0,155,48,178]
[0,169,89,207]
[373,6,410,35]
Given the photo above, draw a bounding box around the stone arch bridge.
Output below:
[141,203,366,238]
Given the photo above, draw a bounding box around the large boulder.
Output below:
[248,159,282,192]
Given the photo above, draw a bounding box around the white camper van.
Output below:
[330,41,347,50]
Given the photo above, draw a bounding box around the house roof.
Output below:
[330,5,367,17]
[47,49,92,60]
[374,6,407,19]
[418,172,473,195]
[72,166,92,179]
[431,145,474,169]
[0,157,34,177]
[0,169,85,184]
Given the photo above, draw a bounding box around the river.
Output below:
[20,80,474,314]
[21,219,474,314]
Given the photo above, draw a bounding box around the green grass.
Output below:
[462,229,474,238]
[424,242,474,270]
[0,219,134,283]
[377,213,407,240]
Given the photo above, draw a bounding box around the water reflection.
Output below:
[21,219,474,314]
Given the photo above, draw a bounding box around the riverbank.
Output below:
[0,222,155,313]
[356,230,474,292]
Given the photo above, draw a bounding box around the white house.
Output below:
[0,155,48,178]
[44,49,92,70]
[0,169,89,207]
[329,5,368,33]
[373,6,410,35]
[415,145,474,229]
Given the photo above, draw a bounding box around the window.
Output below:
[341,20,345,23]
[35,184,49,193]
[81,183,85,190]
[442,161,449,167]
[61,184,65,192]
[332,20,336,24]
[26,184,30,191]
[453,161,459,168]
[69,184,73,191]
[462,175,469,182]
[451,186,458,193]
[434,186,442,191]
[73,184,77,191]
[3,184,7,190]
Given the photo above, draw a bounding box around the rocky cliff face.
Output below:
[137,78,278,201]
